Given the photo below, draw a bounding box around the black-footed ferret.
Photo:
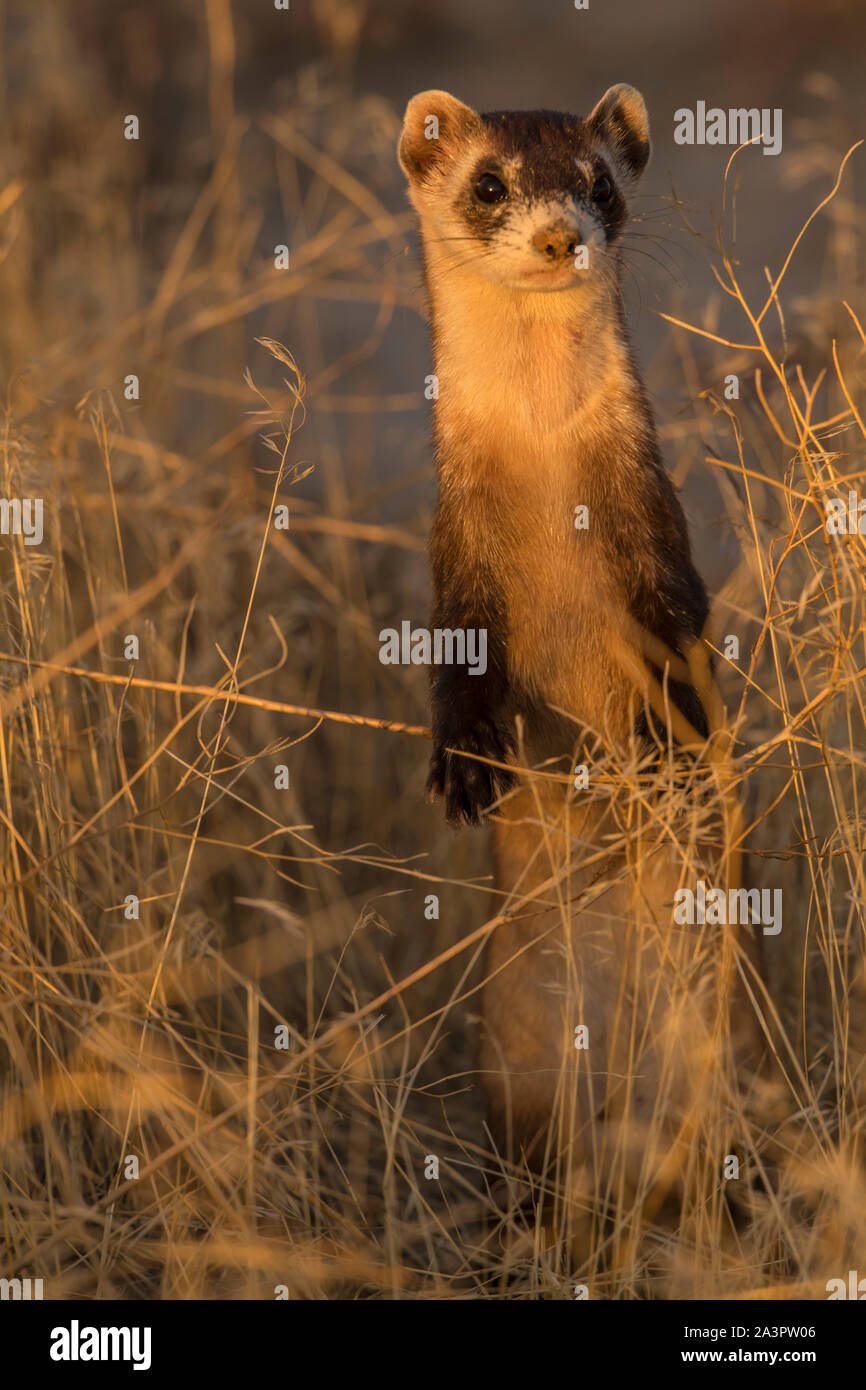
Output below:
[398,87,759,1201]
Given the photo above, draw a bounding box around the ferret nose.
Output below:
[532,220,582,262]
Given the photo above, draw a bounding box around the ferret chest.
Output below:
[490,463,633,735]
[433,299,643,738]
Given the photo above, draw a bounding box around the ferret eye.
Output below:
[474,173,507,204]
[592,175,613,202]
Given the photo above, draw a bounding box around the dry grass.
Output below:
[1,4,865,1299]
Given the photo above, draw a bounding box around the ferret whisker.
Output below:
[620,247,682,288]
[620,231,689,271]
[623,228,686,252]
[619,237,686,275]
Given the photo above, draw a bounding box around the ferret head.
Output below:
[398,86,650,293]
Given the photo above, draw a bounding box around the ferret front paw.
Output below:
[427,719,514,826]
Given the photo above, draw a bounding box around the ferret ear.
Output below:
[587,84,651,179]
[398,90,481,183]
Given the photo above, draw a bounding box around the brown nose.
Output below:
[532,220,581,262]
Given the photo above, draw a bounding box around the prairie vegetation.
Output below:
[0,1,864,1298]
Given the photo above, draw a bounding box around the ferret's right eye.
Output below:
[474,173,507,204]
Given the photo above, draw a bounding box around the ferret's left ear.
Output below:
[587,84,651,179]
